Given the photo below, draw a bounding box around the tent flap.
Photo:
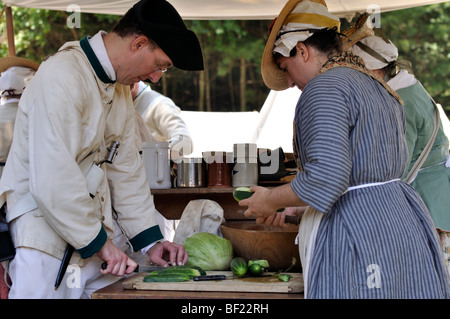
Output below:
[4,0,449,19]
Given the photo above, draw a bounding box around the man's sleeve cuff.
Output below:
[130,225,164,252]
[76,226,107,259]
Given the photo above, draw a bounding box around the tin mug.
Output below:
[142,141,172,189]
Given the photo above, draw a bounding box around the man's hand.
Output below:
[97,239,138,276]
[147,241,188,267]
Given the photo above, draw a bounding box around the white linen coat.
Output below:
[133,83,193,154]
[0,99,18,177]
[0,41,163,265]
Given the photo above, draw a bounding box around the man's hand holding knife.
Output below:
[97,239,138,276]
[98,240,188,276]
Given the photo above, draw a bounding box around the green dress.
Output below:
[399,82,450,231]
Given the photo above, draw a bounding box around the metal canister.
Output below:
[176,157,207,187]
[232,143,258,187]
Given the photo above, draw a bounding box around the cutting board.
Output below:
[123,271,303,294]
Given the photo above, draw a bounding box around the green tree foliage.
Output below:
[0,5,117,60]
[152,20,268,112]
[378,3,450,114]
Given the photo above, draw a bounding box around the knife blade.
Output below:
[135,264,169,273]
[100,261,167,273]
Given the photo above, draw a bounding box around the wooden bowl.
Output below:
[220,221,301,272]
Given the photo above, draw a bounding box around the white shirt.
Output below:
[88,31,116,82]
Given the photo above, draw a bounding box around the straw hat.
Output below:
[261,0,340,91]
[340,13,374,52]
[0,57,39,97]
[0,56,39,73]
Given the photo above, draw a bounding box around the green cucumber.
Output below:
[248,259,270,269]
[146,267,201,279]
[230,257,248,277]
[169,265,207,276]
[186,265,207,276]
[143,273,190,282]
[248,263,264,276]
[232,187,253,202]
[277,274,291,282]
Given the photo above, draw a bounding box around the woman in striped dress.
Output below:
[240,0,450,298]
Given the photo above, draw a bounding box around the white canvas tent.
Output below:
[2,0,448,155]
[180,87,301,156]
[3,0,449,19]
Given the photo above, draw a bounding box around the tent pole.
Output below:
[5,6,16,56]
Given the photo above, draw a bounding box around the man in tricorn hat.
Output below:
[0,0,203,298]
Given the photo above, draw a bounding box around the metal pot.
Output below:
[176,157,207,187]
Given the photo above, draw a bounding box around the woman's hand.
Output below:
[240,186,279,223]
[239,183,306,224]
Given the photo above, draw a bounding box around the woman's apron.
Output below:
[292,126,322,298]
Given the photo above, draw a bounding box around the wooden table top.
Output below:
[92,274,304,300]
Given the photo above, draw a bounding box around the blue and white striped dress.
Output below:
[291,67,450,298]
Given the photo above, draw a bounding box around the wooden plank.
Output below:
[92,275,304,299]
[151,187,254,220]
[151,187,236,194]
[123,271,303,294]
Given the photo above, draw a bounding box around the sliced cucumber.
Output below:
[248,259,270,269]
[277,274,292,282]
[233,187,253,202]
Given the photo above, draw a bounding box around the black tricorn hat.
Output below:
[133,0,204,71]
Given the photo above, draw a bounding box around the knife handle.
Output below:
[285,215,300,225]
[100,261,139,273]
[193,275,227,281]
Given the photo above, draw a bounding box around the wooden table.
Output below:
[92,275,304,317]
[92,274,304,300]
[94,185,305,303]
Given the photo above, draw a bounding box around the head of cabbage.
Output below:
[183,232,233,271]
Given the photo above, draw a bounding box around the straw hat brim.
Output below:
[261,0,327,91]
[0,56,40,73]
